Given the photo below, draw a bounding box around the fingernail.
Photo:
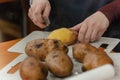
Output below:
[43,16,50,26]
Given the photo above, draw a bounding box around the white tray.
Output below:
[0,31,120,80]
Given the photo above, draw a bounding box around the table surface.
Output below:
[0,39,21,70]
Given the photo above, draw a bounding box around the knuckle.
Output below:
[79,30,84,35]
[34,11,39,15]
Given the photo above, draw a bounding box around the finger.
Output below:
[78,23,88,42]
[96,30,105,41]
[32,6,46,28]
[84,24,93,43]
[42,5,51,26]
[28,5,46,28]
[43,4,51,18]
[90,29,98,42]
[28,8,33,20]
[70,23,82,31]
[42,4,51,26]
[94,32,101,42]
[42,16,50,26]
[28,11,31,20]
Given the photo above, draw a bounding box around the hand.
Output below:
[28,0,51,28]
[71,11,110,43]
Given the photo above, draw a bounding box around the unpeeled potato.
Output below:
[72,43,113,71]
[45,50,73,77]
[82,51,113,71]
[73,43,97,62]
[19,56,48,80]
[25,39,68,61]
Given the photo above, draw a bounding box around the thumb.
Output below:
[70,23,82,31]
[43,4,51,18]
[42,5,51,26]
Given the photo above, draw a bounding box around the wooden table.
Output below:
[0,39,21,71]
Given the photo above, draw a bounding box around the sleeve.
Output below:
[99,0,120,23]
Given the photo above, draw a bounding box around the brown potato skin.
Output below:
[73,43,113,71]
[82,51,113,71]
[45,50,73,78]
[73,43,97,62]
[25,39,68,61]
[19,56,48,80]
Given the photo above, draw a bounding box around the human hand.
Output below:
[28,0,51,28]
[71,11,110,43]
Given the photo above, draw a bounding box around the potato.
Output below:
[45,50,73,77]
[72,43,113,71]
[82,51,113,71]
[48,28,77,45]
[25,39,68,61]
[73,43,97,62]
[19,56,48,80]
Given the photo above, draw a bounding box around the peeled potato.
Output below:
[45,50,73,77]
[48,28,77,45]
[19,56,48,80]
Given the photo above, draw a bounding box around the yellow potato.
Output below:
[48,28,77,45]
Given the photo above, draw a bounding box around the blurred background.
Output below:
[0,0,41,42]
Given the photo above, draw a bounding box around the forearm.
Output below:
[99,0,120,23]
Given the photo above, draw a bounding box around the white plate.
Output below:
[8,31,120,54]
[1,31,120,80]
